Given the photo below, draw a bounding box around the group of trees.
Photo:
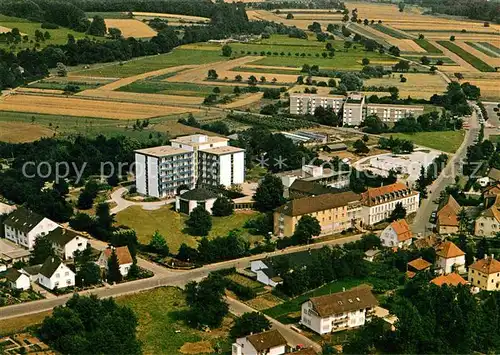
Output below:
[410,0,500,22]
[430,82,478,116]
[378,136,415,154]
[415,153,449,199]
[178,114,231,136]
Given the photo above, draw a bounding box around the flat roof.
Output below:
[200,146,245,155]
[366,103,424,109]
[134,146,191,157]
[171,134,228,146]
[291,93,345,99]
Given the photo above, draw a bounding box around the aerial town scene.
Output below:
[0,0,499,354]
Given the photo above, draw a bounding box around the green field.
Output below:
[259,34,326,47]
[384,130,465,153]
[231,66,301,75]
[118,287,231,355]
[373,24,410,39]
[27,81,100,92]
[115,205,261,252]
[465,41,500,58]
[413,39,442,54]
[437,41,495,72]
[402,55,456,65]
[119,80,234,96]
[75,47,229,78]
[263,278,368,324]
[0,16,96,50]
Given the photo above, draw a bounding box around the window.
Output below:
[65,272,69,276]
[55,273,60,278]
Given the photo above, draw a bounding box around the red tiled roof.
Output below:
[102,246,133,265]
[390,219,412,242]
[407,257,432,271]
[437,195,460,227]
[361,183,417,207]
[430,273,467,287]
[435,241,465,259]
[469,256,500,274]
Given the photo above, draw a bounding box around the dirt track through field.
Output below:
[77,89,204,106]
[94,65,197,91]
[0,26,26,35]
[0,94,193,119]
[430,41,479,72]
[104,19,157,38]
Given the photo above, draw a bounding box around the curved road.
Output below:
[108,187,174,214]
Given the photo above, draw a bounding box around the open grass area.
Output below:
[373,24,410,39]
[117,287,231,355]
[413,39,442,54]
[232,66,301,75]
[263,278,368,324]
[0,311,52,336]
[437,41,496,72]
[465,42,500,58]
[259,34,326,47]
[384,130,465,153]
[119,80,234,97]
[74,48,229,78]
[28,81,99,92]
[402,55,456,65]
[115,205,261,252]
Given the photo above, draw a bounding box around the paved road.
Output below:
[226,297,322,353]
[108,187,174,214]
[0,234,363,320]
[411,110,479,236]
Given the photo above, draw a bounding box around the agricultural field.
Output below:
[452,41,500,68]
[364,73,448,99]
[437,41,496,72]
[383,131,465,153]
[0,121,53,142]
[131,12,210,23]
[413,39,442,54]
[455,72,500,101]
[466,42,500,58]
[114,205,261,252]
[103,19,157,38]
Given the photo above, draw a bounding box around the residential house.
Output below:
[488,168,500,183]
[435,241,466,274]
[468,255,500,291]
[436,195,461,235]
[407,257,432,278]
[287,180,336,200]
[474,195,500,237]
[360,183,419,226]
[364,249,381,262]
[21,265,42,282]
[413,234,439,250]
[232,329,288,355]
[274,191,362,237]
[380,219,413,248]
[4,268,30,290]
[0,202,16,216]
[430,273,467,287]
[38,257,75,290]
[250,260,283,287]
[301,287,378,334]
[97,246,133,277]
[483,183,500,208]
[3,206,59,250]
[46,227,88,260]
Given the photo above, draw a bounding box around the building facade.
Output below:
[46,227,88,260]
[435,241,466,274]
[274,191,362,237]
[97,246,133,278]
[468,255,500,291]
[474,195,499,237]
[380,219,413,248]
[436,195,461,235]
[360,183,419,226]
[134,134,245,198]
[290,93,424,126]
[38,257,75,290]
[232,329,287,355]
[301,287,378,334]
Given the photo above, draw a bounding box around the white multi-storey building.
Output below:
[135,134,245,198]
[290,93,345,116]
[301,287,378,334]
[3,207,59,250]
[360,183,420,226]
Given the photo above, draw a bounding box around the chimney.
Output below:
[342,287,346,292]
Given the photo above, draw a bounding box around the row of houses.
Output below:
[290,92,425,126]
[274,182,419,237]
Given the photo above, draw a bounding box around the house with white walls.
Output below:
[3,206,59,250]
[232,329,288,355]
[250,260,283,287]
[435,241,466,274]
[97,246,133,277]
[5,268,30,290]
[301,287,378,334]
[380,219,413,248]
[46,227,89,260]
[37,257,75,290]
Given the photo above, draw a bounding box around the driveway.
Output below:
[108,187,174,214]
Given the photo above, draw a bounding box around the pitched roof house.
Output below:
[380,219,412,248]
[435,241,466,274]
[4,268,30,290]
[3,206,59,250]
[488,168,500,183]
[413,234,439,250]
[301,287,378,334]
[97,246,133,277]
[37,257,75,290]
[436,195,461,235]
[474,195,500,237]
[430,273,467,287]
[46,227,89,260]
[232,329,288,355]
[407,257,432,272]
[468,255,500,291]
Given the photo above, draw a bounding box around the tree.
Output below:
[420,56,431,65]
[286,13,294,19]
[186,205,212,236]
[30,235,55,265]
[399,2,405,12]
[107,248,122,283]
[77,189,95,210]
[362,57,370,65]
[177,243,199,262]
[415,166,428,200]
[213,86,221,94]
[56,62,67,77]
[339,72,363,90]
[353,139,370,154]
[87,16,106,36]
[457,208,469,235]
[207,69,218,80]
[148,230,169,256]
[389,45,401,57]
[235,74,242,82]
[389,202,406,221]
[108,27,122,39]
[230,312,271,338]
[362,134,369,143]
[212,196,234,217]
[254,174,285,212]
[418,33,425,40]
[222,44,232,57]
[450,35,455,41]
[76,262,101,287]
[292,215,321,244]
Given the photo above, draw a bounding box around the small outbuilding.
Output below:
[5,268,30,290]
[175,188,218,215]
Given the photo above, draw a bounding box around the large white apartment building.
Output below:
[360,182,420,225]
[290,93,424,126]
[135,134,245,198]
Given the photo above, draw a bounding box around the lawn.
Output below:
[74,47,229,78]
[373,24,410,39]
[384,130,465,153]
[259,34,326,47]
[117,287,232,355]
[0,311,52,336]
[437,41,496,72]
[413,39,442,54]
[490,135,500,144]
[114,205,261,252]
[119,80,234,97]
[263,278,369,324]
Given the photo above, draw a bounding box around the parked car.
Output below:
[429,211,437,223]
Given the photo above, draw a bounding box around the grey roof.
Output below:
[180,188,218,201]
[39,256,63,278]
[489,168,500,182]
[46,227,84,246]
[4,268,23,282]
[4,206,45,233]
[22,264,42,276]
[289,180,335,196]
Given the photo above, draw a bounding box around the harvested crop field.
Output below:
[219,92,263,109]
[390,39,426,52]
[103,19,157,38]
[78,89,204,105]
[365,73,448,99]
[456,73,500,100]
[431,41,479,72]
[0,121,53,142]
[0,95,192,119]
[466,42,500,58]
[453,41,500,68]
[131,12,210,23]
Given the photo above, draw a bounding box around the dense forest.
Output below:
[405,0,500,23]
